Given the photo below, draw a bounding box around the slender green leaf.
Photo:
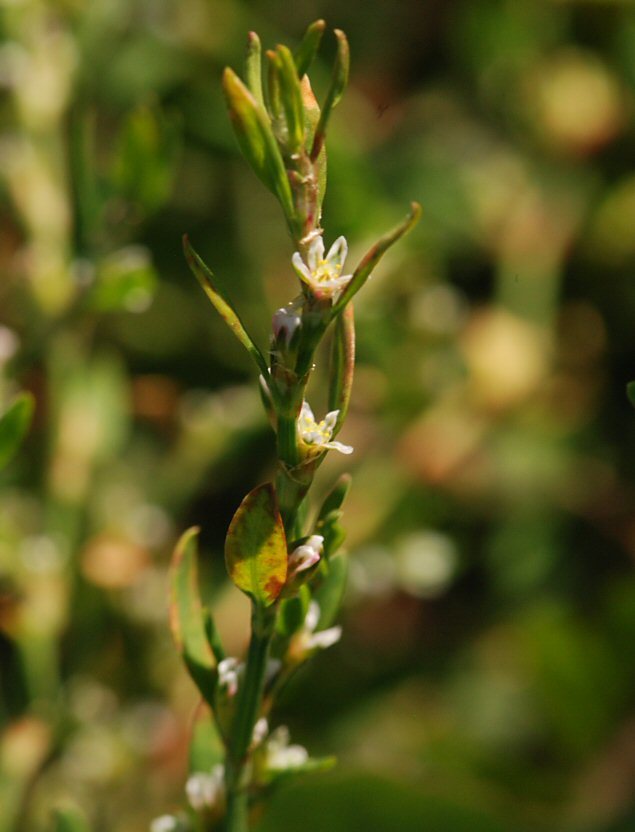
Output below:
[183,235,270,379]
[310,29,349,161]
[0,393,34,470]
[189,709,225,773]
[328,303,355,434]
[265,49,282,122]
[300,76,327,206]
[313,554,348,629]
[52,807,91,832]
[332,202,422,316]
[275,45,305,152]
[245,31,264,108]
[628,381,635,409]
[225,484,288,606]
[294,19,326,78]
[169,527,216,706]
[317,474,352,525]
[222,67,296,223]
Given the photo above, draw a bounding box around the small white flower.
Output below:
[292,235,352,302]
[288,534,323,578]
[185,764,224,812]
[272,299,302,346]
[297,401,353,456]
[266,725,309,771]
[217,657,242,698]
[150,816,179,832]
[302,600,342,652]
[252,717,269,745]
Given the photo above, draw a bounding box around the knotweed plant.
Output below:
[158,21,420,832]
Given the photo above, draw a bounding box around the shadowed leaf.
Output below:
[52,807,91,832]
[310,29,349,162]
[313,553,348,629]
[628,381,635,408]
[225,484,287,606]
[169,527,216,706]
[0,393,34,470]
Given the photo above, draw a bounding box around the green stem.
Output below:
[224,607,275,832]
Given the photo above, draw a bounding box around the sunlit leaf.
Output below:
[91,245,157,313]
[328,304,355,435]
[0,393,34,471]
[169,527,216,706]
[225,484,287,606]
[332,202,421,316]
[244,31,265,108]
[183,235,270,380]
[275,45,305,153]
[223,67,296,227]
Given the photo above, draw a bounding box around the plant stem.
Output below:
[224,607,275,832]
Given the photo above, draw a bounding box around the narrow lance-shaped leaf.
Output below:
[223,67,296,225]
[328,303,355,435]
[169,527,217,706]
[313,553,348,629]
[183,235,270,381]
[332,202,422,317]
[265,49,282,122]
[301,76,327,209]
[628,381,635,409]
[244,31,265,108]
[294,19,326,78]
[310,29,350,162]
[275,44,305,153]
[225,483,288,606]
[0,392,34,470]
[316,473,352,559]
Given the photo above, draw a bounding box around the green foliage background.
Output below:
[2,1,635,831]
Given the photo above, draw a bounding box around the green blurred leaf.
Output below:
[264,755,337,787]
[628,381,635,408]
[316,474,351,560]
[332,202,421,316]
[222,67,296,228]
[52,807,91,832]
[0,393,34,471]
[225,483,288,606]
[111,104,178,214]
[310,29,349,162]
[277,585,310,637]
[328,303,355,435]
[183,235,270,379]
[169,527,217,706]
[91,246,157,313]
[188,709,225,773]
[294,20,326,78]
[313,554,348,630]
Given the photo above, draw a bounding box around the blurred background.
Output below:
[2,0,635,830]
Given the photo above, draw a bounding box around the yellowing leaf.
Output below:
[225,484,287,606]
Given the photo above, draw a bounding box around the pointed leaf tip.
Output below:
[225,483,287,606]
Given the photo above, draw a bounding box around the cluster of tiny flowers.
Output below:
[297,401,353,455]
[291,235,352,303]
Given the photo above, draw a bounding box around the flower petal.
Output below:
[307,236,325,271]
[326,235,348,268]
[325,440,353,455]
[291,251,311,282]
